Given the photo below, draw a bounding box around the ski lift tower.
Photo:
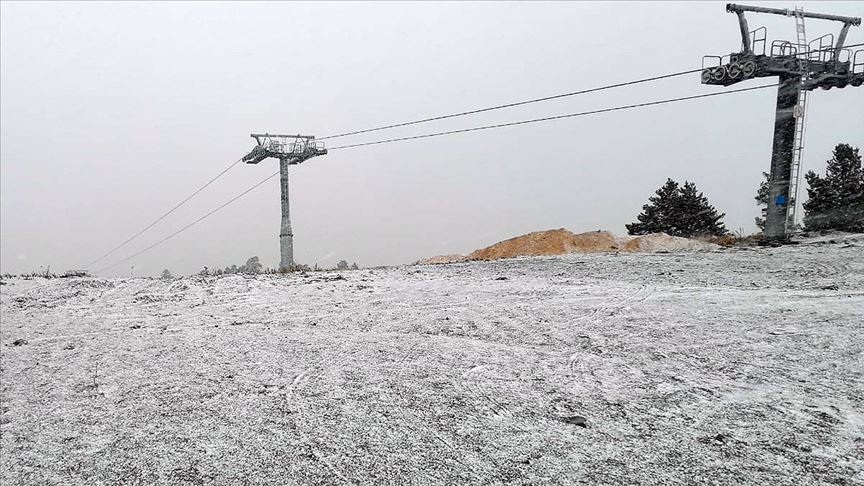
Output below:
[702,3,863,241]
[242,134,327,270]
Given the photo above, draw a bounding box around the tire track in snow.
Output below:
[460,365,517,419]
[287,342,364,397]
[19,299,474,344]
[566,347,656,404]
[583,285,655,321]
[560,285,655,402]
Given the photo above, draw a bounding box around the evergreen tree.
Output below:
[755,172,769,230]
[678,181,728,236]
[803,143,864,232]
[240,256,263,274]
[627,178,727,237]
[626,179,680,236]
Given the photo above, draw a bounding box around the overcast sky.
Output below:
[2,1,862,276]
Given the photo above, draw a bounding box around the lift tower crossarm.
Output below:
[726,4,861,26]
[727,3,861,61]
[251,133,316,140]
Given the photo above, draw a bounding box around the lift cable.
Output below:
[322,44,863,144]
[318,68,706,141]
[327,83,778,151]
[84,51,847,270]
[82,158,244,269]
[94,83,776,274]
[83,68,706,270]
[94,169,281,273]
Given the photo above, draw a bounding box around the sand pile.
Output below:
[415,229,720,265]
[468,229,622,261]
[414,254,469,265]
[624,233,720,252]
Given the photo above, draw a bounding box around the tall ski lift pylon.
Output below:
[701,3,863,242]
[242,134,327,270]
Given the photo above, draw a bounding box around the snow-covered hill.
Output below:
[2,235,863,485]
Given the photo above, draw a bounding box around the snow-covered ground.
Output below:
[2,235,863,485]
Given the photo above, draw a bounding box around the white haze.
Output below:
[1,1,862,276]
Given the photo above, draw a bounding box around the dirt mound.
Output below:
[624,233,720,252]
[415,254,469,265]
[468,229,622,261]
[414,229,720,265]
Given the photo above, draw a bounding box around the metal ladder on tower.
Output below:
[787,6,809,232]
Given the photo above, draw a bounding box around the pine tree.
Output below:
[677,181,727,236]
[627,178,727,237]
[626,179,680,236]
[803,143,864,232]
[755,172,769,230]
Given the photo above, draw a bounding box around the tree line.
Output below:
[160,257,360,279]
[626,143,863,238]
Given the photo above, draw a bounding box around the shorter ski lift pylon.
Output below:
[242,133,327,271]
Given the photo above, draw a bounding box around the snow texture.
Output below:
[1,234,863,485]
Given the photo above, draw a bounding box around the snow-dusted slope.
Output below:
[2,235,863,485]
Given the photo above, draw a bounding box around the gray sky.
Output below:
[2,1,862,276]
